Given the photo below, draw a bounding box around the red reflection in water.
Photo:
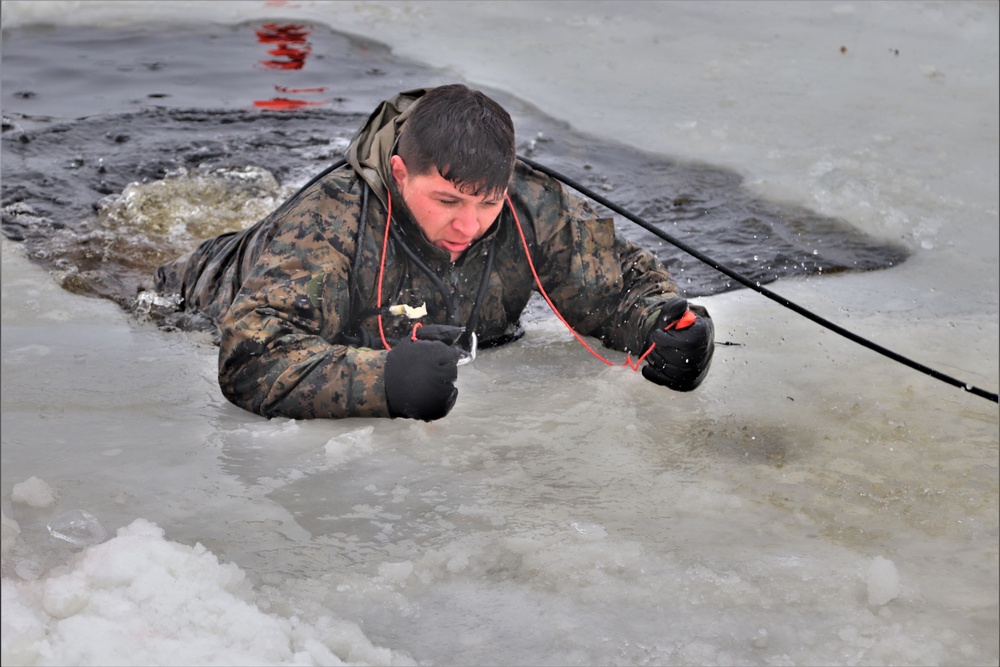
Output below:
[255,23,311,44]
[252,22,328,109]
[253,97,324,110]
[260,50,310,70]
[256,23,311,70]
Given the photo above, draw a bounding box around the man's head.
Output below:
[391,84,516,261]
[397,84,515,198]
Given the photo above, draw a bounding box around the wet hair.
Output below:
[397,84,516,198]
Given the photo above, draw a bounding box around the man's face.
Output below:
[391,155,506,262]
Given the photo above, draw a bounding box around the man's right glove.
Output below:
[641,298,715,392]
[384,337,461,421]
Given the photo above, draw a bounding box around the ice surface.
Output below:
[2,1,997,666]
[46,510,107,547]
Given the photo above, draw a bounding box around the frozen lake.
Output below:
[2,1,997,665]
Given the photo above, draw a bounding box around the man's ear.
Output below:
[390,155,408,189]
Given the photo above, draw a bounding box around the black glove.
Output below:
[384,337,461,421]
[641,299,715,392]
[412,323,466,346]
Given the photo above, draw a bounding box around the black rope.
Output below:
[462,233,499,346]
[347,182,370,329]
[518,155,999,404]
[295,158,347,193]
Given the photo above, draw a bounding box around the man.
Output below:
[154,84,714,421]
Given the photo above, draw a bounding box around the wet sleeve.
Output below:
[525,171,682,355]
[217,188,391,419]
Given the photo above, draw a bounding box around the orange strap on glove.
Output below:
[664,310,698,331]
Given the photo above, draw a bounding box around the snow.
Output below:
[2,519,413,666]
[866,556,902,607]
[2,1,997,665]
[10,479,56,510]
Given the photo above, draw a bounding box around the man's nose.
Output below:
[452,205,479,236]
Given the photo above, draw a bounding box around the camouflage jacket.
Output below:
[155,90,684,419]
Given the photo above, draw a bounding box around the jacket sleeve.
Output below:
[217,184,391,419]
[517,163,683,355]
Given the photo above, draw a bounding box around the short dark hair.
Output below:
[397,84,515,198]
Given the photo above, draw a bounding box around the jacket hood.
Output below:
[346,88,429,209]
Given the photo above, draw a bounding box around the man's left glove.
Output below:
[641,299,715,392]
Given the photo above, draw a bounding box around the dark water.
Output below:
[1,20,907,316]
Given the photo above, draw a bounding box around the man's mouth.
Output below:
[440,239,471,253]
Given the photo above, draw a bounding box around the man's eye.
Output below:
[438,199,459,206]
